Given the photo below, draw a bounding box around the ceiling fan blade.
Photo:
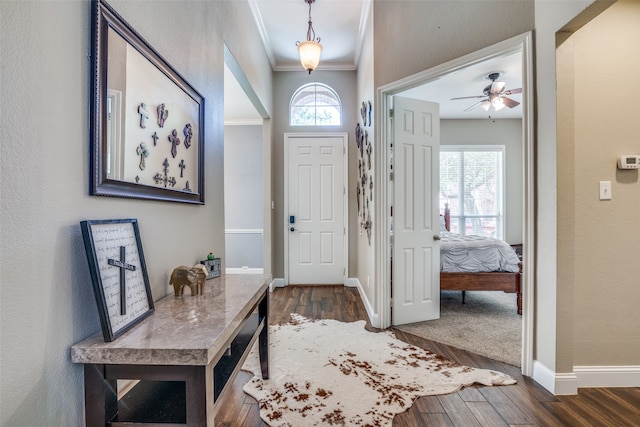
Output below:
[504,88,522,95]
[502,96,520,108]
[451,95,485,100]
[463,100,484,112]
[490,81,506,94]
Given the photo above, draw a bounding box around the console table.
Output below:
[72,274,270,426]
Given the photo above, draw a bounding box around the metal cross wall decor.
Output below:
[107,246,136,315]
[153,158,177,188]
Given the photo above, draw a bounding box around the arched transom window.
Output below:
[290,83,342,126]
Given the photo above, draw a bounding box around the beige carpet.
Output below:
[242,314,516,426]
[395,290,522,366]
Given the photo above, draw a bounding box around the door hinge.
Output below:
[389,109,394,118]
[390,297,393,307]
[389,172,394,181]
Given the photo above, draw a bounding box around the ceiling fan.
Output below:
[451,72,522,112]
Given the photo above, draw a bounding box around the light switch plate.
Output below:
[599,181,612,200]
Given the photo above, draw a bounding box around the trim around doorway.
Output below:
[374,32,535,377]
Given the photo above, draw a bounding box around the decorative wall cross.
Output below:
[183,123,193,149]
[157,103,169,127]
[153,158,177,188]
[151,131,159,146]
[178,159,186,177]
[107,246,136,315]
[138,103,150,128]
[168,129,181,158]
[136,142,150,170]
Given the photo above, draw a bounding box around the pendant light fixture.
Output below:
[296,0,322,74]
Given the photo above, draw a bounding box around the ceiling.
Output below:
[225,0,523,122]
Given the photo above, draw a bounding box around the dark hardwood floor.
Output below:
[215,286,640,426]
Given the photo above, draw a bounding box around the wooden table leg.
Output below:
[258,290,269,379]
[84,364,117,427]
[184,365,214,426]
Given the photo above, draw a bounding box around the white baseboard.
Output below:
[532,360,578,395]
[270,278,285,292]
[350,277,381,328]
[574,365,640,388]
[225,267,264,275]
[346,277,358,287]
[532,361,640,394]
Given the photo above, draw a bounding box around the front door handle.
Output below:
[433,234,441,241]
[290,227,295,232]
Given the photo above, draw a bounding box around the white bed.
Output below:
[440,231,521,273]
[440,206,522,315]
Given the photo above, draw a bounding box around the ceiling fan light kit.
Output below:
[296,0,323,74]
[451,71,522,114]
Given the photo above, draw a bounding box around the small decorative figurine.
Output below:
[200,256,221,279]
[157,103,169,128]
[138,103,150,128]
[183,181,192,192]
[170,264,208,296]
[183,123,193,148]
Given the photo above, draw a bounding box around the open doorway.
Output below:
[376,32,535,375]
[223,46,272,276]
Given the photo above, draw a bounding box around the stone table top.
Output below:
[71,274,270,366]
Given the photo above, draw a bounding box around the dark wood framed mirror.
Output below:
[90,0,205,204]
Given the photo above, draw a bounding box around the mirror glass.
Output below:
[91,0,204,204]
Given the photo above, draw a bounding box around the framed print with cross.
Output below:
[80,218,154,342]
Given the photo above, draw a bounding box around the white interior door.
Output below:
[286,134,346,285]
[392,96,440,325]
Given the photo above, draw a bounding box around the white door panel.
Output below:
[393,97,440,325]
[287,135,346,285]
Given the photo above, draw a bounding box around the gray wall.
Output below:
[0,1,273,424]
[224,125,264,268]
[373,1,535,89]
[441,119,524,244]
[272,71,358,279]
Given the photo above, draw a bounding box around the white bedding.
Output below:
[440,232,521,273]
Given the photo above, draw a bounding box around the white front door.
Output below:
[392,96,441,325]
[286,134,347,285]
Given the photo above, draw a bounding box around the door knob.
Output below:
[433,234,441,241]
[290,227,295,232]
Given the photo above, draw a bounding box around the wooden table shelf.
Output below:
[72,274,270,427]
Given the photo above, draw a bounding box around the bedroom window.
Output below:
[290,83,341,126]
[440,146,505,239]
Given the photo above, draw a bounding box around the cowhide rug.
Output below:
[241,314,516,426]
